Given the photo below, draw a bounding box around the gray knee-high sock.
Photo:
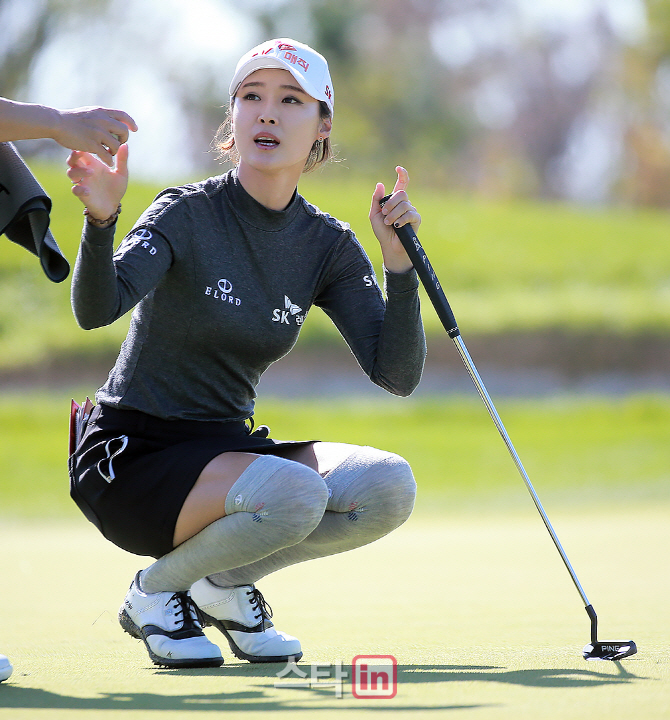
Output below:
[140,455,328,593]
[208,446,416,587]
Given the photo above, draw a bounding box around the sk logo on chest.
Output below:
[272,296,305,325]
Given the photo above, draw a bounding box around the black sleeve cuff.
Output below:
[383,266,420,293]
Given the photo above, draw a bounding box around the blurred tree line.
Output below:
[3,0,670,207]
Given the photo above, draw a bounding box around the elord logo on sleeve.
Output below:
[116,228,158,256]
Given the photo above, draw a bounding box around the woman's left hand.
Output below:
[369,166,421,273]
[67,144,129,220]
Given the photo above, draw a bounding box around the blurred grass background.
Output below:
[1,163,670,371]
[2,390,668,519]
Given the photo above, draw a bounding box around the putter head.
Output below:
[583,640,637,661]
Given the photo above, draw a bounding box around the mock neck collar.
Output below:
[224,168,302,232]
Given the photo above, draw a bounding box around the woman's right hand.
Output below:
[67,143,129,221]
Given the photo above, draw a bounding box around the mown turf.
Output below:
[0,506,667,719]
[1,388,668,717]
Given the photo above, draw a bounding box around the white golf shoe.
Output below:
[190,578,302,663]
[0,654,12,682]
[119,572,224,668]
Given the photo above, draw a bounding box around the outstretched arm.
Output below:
[69,143,174,329]
[0,98,137,166]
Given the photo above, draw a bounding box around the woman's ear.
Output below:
[319,116,332,140]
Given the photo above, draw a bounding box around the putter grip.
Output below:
[380,194,460,338]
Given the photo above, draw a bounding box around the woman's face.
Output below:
[232,68,330,175]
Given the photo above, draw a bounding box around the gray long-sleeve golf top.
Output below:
[72,169,425,422]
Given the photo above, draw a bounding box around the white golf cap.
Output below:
[229,38,334,116]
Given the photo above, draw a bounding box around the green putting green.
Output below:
[1,393,668,717]
[0,504,667,719]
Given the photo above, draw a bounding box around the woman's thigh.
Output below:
[173,451,261,546]
[174,442,358,547]
[173,443,362,546]
[278,441,361,476]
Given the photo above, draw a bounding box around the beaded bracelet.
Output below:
[84,203,122,228]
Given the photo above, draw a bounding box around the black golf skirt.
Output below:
[68,403,314,559]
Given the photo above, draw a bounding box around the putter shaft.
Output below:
[450,334,591,609]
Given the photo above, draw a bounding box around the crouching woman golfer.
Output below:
[67,38,425,668]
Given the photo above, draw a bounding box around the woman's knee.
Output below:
[363,448,417,520]
[327,446,417,524]
[226,454,329,544]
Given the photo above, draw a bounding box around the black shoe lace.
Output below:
[167,591,205,632]
[246,587,273,626]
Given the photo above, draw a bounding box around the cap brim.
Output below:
[229,57,286,97]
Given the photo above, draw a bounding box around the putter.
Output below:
[381,196,637,661]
